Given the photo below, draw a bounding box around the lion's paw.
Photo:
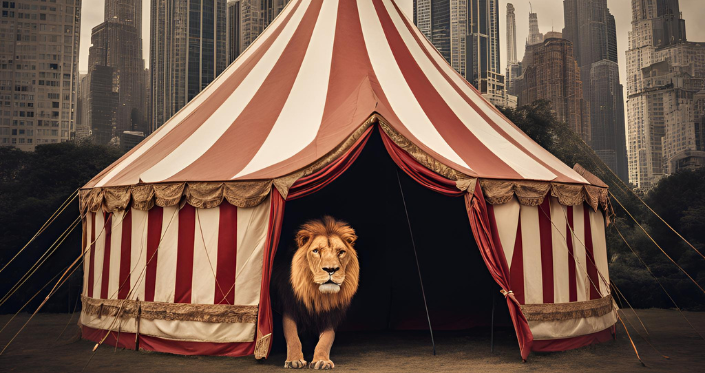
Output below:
[284,359,307,369]
[309,360,335,370]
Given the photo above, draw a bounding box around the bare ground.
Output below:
[1,309,704,372]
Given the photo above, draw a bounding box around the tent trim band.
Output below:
[77,115,609,215]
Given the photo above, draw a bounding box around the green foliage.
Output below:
[0,141,123,313]
[499,101,705,310]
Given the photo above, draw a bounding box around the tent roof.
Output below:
[85,0,589,190]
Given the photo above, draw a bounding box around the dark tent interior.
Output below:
[272,128,512,348]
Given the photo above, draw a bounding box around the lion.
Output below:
[271,216,359,370]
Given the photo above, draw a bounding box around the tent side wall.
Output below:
[79,196,277,357]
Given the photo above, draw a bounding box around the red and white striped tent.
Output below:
[78,0,616,360]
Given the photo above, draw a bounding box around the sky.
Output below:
[79,0,705,101]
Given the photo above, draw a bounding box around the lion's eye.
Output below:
[312,249,318,254]
[339,250,345,256]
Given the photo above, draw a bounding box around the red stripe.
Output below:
[511,218,525,305]
[87,213,96,297]
[100,212,112,299]
[567,206,577,302]
[538,198,554,304]
[389,2,580,183]
[174,204,196,304]
[81,325,255,357]
[104,0,305,187]
[215,202,238,305]
[167,0,325,181]
[118,209,132,300]
[372,0,521,179]
[584,206,601,300]
[145,207,163,302]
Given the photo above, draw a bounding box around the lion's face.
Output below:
[290,217,359,312]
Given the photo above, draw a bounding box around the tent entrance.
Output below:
[274,130,511,333]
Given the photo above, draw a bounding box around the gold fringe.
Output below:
[520,294,614,322]
[254,332,272,359]
[480,179,609,211]
[81,296,258,324]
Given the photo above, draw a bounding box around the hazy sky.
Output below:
[79,0,705,100]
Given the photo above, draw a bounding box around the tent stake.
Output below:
[395,169,436,356]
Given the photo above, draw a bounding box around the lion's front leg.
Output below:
[283,313,306,369]
[310,328,335,370]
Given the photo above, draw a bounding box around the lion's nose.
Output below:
[323,267,339,275]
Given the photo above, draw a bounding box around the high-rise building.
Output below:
[105,0,142,35]
[528,12,544,46]
[563,0,627,181]
[0,0,82,150]
[76,74,89,139]
[235,0,289,58]
[151,0,227,131]
[87,16,146,144]
[228,0,242,64]
[626,0,705,189]
[506,3,521,96]
[514,37,590,142]
[415,0,511,107]
[506,3,517,65]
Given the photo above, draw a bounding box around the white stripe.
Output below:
[139,0,313,183]
[154,206,179,303]
[107,211,124,299]
[357,0,472,172]
[550,198,570,303]
[590,209,610,295]
[492,197,521,270]
[405,10,588,183]
[572,205,588,302]
[92,212,105,299]
[521,205,543,304]
[383,0,554,180]
[130,208,149,301]
[94,0,300,187]
[234,0,339,178]
[192,207,220,305]
[83,214,93,297]
[234,197,271,305]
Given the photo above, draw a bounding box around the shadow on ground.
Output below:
[1,309,704,372]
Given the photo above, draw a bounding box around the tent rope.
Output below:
[610,192,705,296]
[613,224,705,341]
[611,284,670,360]
[395,169,436,356]
[0,189,78,276]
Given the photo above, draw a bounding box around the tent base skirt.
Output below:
[531,326,614,353]
[81,325,255,357]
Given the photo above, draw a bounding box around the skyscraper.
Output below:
[563,0,627,181]
[0,0,82,150]
[626,0,705,189]
[228,0,242,64]
[514,37,590,142]
[527,11,544,46]
[87,6,146,144]
[506,3,521,96]
[151,0,227,131]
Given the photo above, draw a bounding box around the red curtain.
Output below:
[465,183,533,360]
[287,126,374,200]
[380,128,533,360]
[255,188,286,358]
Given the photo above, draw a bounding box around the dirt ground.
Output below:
[1,309,704,372]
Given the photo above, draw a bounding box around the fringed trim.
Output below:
[480,179,609,211]
[81,295,258,324]
[254,332,272,359]
[520,294,614,322]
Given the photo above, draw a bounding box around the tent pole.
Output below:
[491,291,495,353]
[395,169,436,356]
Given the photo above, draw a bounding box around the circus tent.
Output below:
[78,0,616,360]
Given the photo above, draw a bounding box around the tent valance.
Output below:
[79,116,608,215]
